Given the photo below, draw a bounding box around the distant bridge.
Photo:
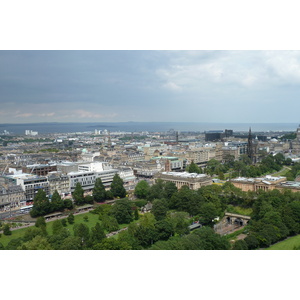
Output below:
[224,213,251,226]
[214,213,251,236]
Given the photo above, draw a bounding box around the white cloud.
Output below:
[155,51,300,92]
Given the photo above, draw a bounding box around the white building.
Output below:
[78,162,111,173]
[25,130,38,136]
[68,169,118,192]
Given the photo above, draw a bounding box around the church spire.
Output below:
[247,127,254,163]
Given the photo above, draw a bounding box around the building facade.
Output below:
[154,171,212,190]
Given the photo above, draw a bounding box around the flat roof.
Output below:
[160,171,208,179]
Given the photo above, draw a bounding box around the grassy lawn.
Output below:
[267,234,300,250]
[0,211,133,247]
[224,227,247,241]
[226,206,253,216]
[0,226,30,247]
[271,166,291,177]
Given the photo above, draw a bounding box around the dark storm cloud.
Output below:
[1,50,300,123]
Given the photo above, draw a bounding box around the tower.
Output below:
[176,131,179,144]
[247,127,255,164]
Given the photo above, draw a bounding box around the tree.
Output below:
[50,190,64,212]
[134,180,150,199]
[63,199,74,210]
[61,218,67,227]
[164,182,178,199]
[84,195,94,204]
[151,199,168,221]
[73,223,90,247]
[72,182,85,206]
[6,238,24,250]
[60,236,82,250]
[198,202,220,225]
[93,178,107,202]
[110,174,126,198]
[101,215,119,232]
[155,219,174,241]
[23,227,45,242]
[93,239,132,250]
[111,199,133,224]
[186,160,201,173]
[30,189,52,217]
[90,222,106,246]
[67,213,75,224]
[232,240,248,250]
[134,208,139,220]
[52,220,64,235]
[35,216,47,233]
[168,212,190,236]
[48,228,70,249]
[3,224,11,236]
[20,236,53,250]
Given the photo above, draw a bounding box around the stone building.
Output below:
[0,185,25,209]
[154,171,212,190]
[230,175,287,192]
[47,172,70,196]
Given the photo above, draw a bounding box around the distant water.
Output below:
[0,122,298,135]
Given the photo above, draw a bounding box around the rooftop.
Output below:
[161,171,208,179]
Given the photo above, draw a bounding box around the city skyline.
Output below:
[1,50,300,124]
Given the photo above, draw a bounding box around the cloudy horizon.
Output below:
[1,50,300,124]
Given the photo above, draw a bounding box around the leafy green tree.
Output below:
[72,182,85,206]
[63,199,74,210]
[218,172,225,180]
[93,178,107,202]
[84,195,94,204]
[111,199,133,224]
[93,239,132,250]
[198,202,220,225]
[47,228,70,249]
[23,227,45,242]
[3,224,11,236]
[232,240,248,250]
[168,212,190,236]
[50,190,64,212]
[164,182,178,199]
[6,238,24,250]
[134,180,150,199]
[60,236,82,250]
[73,223,90,246]
[67,213,75,224]
[0,242,4,250]
[155,219,174,241]
[20,236,53,250]
[186,160,201,173]
[101,215,119,232]
[90,222,106,246]
[244,234,259,250]
[35,216,47,232]
[52,220,64,235]
[83,215,89,222]
[61,218,67,227]
[117,229,142,250]
[147,179,165,201]
[110,174,126,198]
[134,208,139,220]
[30,189,52,217]
[151,199,168,221]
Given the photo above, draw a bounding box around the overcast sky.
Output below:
[1,50,300,124]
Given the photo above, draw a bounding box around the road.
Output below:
[0,209,26,220]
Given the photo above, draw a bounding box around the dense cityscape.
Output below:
[1,124,300,250]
